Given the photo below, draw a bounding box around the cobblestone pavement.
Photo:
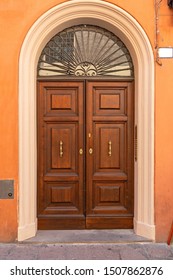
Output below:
[0,243,173,260]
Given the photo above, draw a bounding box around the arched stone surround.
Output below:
[18,0,155,241]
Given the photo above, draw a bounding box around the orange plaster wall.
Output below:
[155,61,173,242]
[154,3,173,242]
[0,0,173,242]
[0,1,19,241]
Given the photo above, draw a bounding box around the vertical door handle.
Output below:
[59,140,63,157]
[108,140,112,156]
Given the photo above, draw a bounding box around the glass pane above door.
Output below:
[38,25,134,77]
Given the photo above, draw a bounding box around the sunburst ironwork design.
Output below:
[38,25,134,77]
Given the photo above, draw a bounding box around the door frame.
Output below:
[18,0,155,240]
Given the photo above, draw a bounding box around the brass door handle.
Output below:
[108,140,112,156]
[59,140,63,157]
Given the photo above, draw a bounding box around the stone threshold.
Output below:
[19,229,152,244]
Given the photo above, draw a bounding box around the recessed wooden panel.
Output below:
[94,87,126,116]
[42,182,80,213]
[44,88,78,116]
[100,186,120,202]
[99,127,120,169]
[100,94,120,109]
[51,186,73,203]
[51,127,73,169]
[51,94,71,110]
[94,123,126,172]
[45,123,77,174]
[93,182,126,211]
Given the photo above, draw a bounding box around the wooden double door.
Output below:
[37,80,134,229]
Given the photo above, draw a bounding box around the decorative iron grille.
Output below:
[38,25,134,77]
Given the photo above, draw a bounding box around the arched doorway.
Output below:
[37,25,134,229]
[18,0,155,240]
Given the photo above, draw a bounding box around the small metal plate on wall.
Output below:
[0,180,14,199]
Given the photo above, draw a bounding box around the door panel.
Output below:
[37,81,85,229]
[86,81,134,229]
[37,80,134,229]
[41,181,80,213]
[94,123,125,171]
[93,87,126,116]
[92,181,127,210]
[44,87,79,116]
[46,123,77,171]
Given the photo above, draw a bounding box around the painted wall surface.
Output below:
[0,0,173,242]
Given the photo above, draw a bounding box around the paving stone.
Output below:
[0,246,10,259]
[0,242,173,260]
[119,245,147,260]
[143,244,173,259]
[36,244,120,260]
[2,244,38,260]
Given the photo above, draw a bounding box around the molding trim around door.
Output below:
[18,0,155,241]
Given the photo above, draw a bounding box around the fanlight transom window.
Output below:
[38,25,134,77]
